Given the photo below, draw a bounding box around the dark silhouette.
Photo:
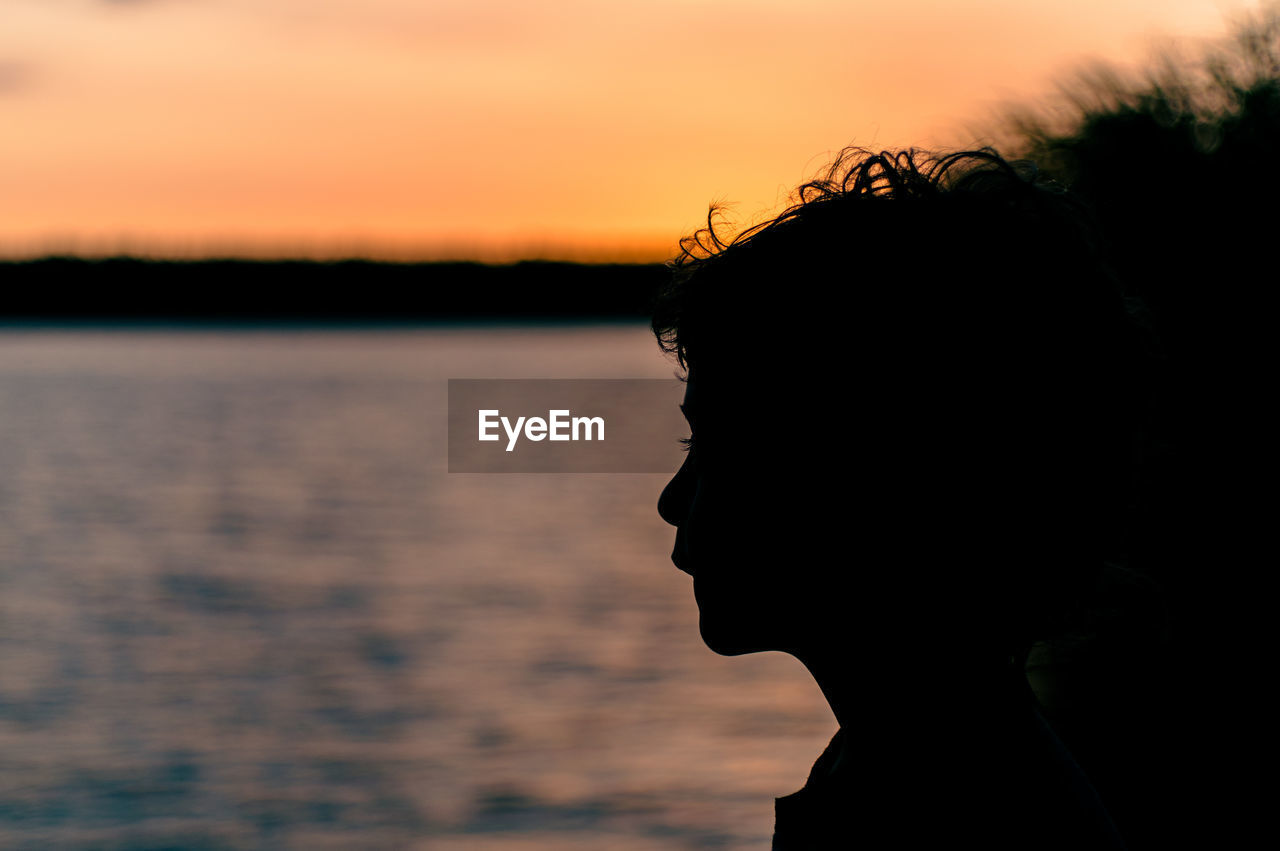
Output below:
[986,12,1278,849]
[654,149,1156,849]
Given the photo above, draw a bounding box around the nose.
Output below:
[657,454,694,527]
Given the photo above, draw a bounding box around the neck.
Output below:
[797,642,1033,742]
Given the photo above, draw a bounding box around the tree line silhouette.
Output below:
[0,258,665,321]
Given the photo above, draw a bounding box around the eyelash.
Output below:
[679,436,694,452]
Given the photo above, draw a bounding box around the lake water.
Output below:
[0,325,833,850]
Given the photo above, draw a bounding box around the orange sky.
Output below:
[0,0,1263,261]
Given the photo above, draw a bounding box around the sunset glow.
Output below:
[0,0,1263,261]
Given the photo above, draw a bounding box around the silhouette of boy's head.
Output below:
[655,148,1152,667]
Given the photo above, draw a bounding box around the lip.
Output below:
[671,546,694,577]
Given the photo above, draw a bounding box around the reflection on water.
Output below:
[0,326,831,850]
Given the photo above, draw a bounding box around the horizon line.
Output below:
[0,253,670,266]
[0,236,677,266]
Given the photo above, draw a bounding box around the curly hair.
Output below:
[652,147,1138,372]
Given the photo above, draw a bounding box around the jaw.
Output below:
[694,579,800,657]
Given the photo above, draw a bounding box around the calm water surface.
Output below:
[0,326,832,850]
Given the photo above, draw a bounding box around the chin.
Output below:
[693,578,776,656]
[698,610,770,657]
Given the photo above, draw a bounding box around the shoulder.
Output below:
[771,721,1128,850]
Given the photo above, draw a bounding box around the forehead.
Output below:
[684,368,744,421]
[679,366,771,431]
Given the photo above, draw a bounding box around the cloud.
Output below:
[97,0,177,7]
[0,62,34,95]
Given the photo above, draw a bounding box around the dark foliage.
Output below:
[992,10,1278,849]
[0,258,666,322]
